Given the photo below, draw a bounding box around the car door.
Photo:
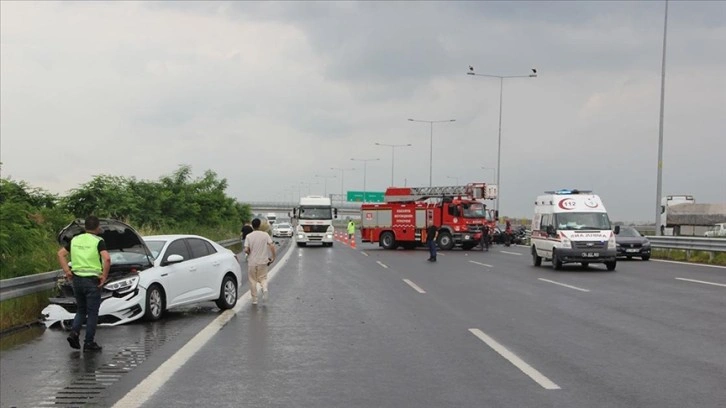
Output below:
[184,237,223,301]
[159,238,195,307]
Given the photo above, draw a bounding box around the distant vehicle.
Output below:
[705,223,726,237]
[272,222,294,238]
[531,189,617,271]
[42,219,242,328]
[293,196,337,247]
[614,226,651,260]
[266,213,277,225]
[660,195,695,235]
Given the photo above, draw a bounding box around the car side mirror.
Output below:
[334,208,338,219]
[164,254,184,265]
[614,225,621,235]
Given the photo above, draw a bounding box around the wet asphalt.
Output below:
[1,239,725,408]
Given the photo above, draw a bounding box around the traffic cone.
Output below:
[342,234,348,244]
[350,235,356,249]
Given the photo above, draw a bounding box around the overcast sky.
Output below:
[1,1,724,222]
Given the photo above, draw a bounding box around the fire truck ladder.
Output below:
[385,184,483,202]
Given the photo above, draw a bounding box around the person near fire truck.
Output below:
[480,223,490,251]
[426,224,438,262]
[504,219,513,247]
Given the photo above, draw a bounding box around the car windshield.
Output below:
[144,240,167,259]
[554,212,611,230]
[617,227,642,237]
[462,202,487,218]
[276,223,292,229]
[299,207,332,220]
[108,245,153,264]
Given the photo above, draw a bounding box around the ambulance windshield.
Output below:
[462,202,486,218]
[554,212,611,230]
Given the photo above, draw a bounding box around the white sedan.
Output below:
[42,219,242,328]
[272,222,294,238]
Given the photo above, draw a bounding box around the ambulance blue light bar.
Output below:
[544,189,593,195]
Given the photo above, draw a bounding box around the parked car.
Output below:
[42,219,242,328]
[272,222,294,238]
[614,226,651,260]
[704,223,726,237]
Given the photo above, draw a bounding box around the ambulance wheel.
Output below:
[532,246,542,266]
[437,232,454,251]
[552,251,563,270]
[380,232,396,250]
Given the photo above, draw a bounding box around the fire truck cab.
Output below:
[360,183,497,250]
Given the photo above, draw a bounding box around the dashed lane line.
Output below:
[112,241,296,408]
[403,279,426,294]
[538,278,590,293]
[376,261,389,269]
[361,252,369,257]
[500,251,523,256]
[468,329,561,390]
[469,261,493,268]
[675,277,726,288]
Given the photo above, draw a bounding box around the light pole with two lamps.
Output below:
[467,66,537,212]
[350,158,380,202]
[408,118,456,187]
[375,142,412,186]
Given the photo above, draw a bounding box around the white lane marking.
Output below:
[361,252,369,257]
[675,277,726,288]
[403,279,426,293]
[112,242,296,408]
[468,328,561,390]
[469,261,493,268]
[500,251,523,256]
[437,253,446,256]
[376,261,389,269]
[654,259,726,269]
[538,278,590,293]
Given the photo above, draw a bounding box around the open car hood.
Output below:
[58,218,154,260]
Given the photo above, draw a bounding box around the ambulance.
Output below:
[531,189,617,271]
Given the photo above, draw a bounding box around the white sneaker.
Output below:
[252,298,258,305]
[262,289,268,302]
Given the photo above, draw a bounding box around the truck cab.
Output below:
[293,196,337,247]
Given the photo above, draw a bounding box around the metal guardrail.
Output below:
[647,236,726,253]
[0,238,242,302]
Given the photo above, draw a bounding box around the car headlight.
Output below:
[608,235,616,249]
[104,276,140,294]
[561,238,572,248]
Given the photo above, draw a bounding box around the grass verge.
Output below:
[652,249,726,266]
[0,289,54,333]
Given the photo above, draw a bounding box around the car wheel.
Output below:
[437,232,454,251]
[532,246,542,266]
[59,319,74,331]
[380,231,396,250]
[215,274,238,310]
[144,284,165,321]
[552,250,563,270]
[605,261,617,271]
[641,255,650,261]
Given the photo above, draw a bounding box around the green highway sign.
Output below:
[347,191,385,202]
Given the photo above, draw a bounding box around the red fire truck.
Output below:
[360,183,497,250]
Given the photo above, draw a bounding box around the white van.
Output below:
[531,189,617,271]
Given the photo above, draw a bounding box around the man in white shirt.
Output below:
[244,218,276,305]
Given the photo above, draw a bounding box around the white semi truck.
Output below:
[293,196,337,247]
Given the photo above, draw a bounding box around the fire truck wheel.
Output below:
[380,231,396,249]
[436,232,454,250]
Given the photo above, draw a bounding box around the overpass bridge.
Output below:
[246,201,363,217]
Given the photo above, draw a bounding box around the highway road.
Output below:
[1,238,724,408]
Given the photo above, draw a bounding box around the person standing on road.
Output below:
[347,219,356,241]
[57,216,110,352]
[426,224,438,262]
[244,218,276,305]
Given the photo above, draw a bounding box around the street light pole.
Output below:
[331,166,355,203]
[375,142,412,186]
[314,174,336,196]
[351,158,380,202]
[655,0,669,236]
[467,67,537,213]
[408,118,456,186]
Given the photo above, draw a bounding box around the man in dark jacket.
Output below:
[426,224,438,262]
